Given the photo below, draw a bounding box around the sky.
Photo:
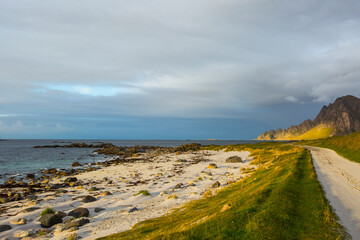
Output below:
[1,0,360,139]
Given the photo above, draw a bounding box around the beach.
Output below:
[0,148,252,240]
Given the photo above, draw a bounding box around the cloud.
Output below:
[0,0,360,138]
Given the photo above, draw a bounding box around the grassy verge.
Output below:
[99,143,347,240]
[299,131,360,163]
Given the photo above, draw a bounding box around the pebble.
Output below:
[10,218,27,225]
[128,207,138,213]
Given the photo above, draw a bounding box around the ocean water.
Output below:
[0,139,259,181]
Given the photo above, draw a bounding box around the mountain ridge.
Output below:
[257,95,360,140]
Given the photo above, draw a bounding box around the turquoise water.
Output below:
[0,139,259,181]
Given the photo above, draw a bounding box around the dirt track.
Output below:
[304,146,360,239]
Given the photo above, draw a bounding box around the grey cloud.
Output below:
[0,0,360,137]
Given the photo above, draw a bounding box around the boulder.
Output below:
[81,195,97,203]
[68,208,89,218]
[64,177,78,183]
[0,197,9,203]
[174,183,183,189]
[26,173,35,179]
[14,229,35,238]
[98,191,112,196]
[55,211,67,218]
[20,207,40,213]
[0,225,12,232]
[61,218,90,231]
[94,207,105,213]
[212,181,221,188]
[10,193,23,201]
[39,214,63,228]
[44,168,57,174]
[225,156,243,163]
[207,163,217,169]
[88,187,100,192]
[10,218,27,225]
[72,162,82,167]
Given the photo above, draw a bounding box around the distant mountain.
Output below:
[257,95,360,140]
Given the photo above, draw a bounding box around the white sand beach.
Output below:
[0,150,253,240]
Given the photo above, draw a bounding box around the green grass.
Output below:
[39,207,55,216]
[134,190,151,196]
[299,131,360,163]
[99,143,347,240]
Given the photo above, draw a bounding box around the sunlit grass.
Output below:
[287,126,333,140]
[99,143,347,240]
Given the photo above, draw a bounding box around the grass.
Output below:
[299,131,360,163]
[39,207,55,217]
[287,126,333,140]
[134,190,151,196]
[99,143,347,240]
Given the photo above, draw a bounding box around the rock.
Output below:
[64,233,78,240]
[55,211,67,218]
[128,207,138,213]
[44,168,57,174]
[72,162,82,167]
[20,207,40,213]
[94,207,105,213]
[0,197,9,203]
[67,226,79,232]
[10,193,23,201]
[25,195,38,201]
[226,156,243,163]
[88,187,100,191]
[26,173,35,179]
[98,191,112,196]
[176,143,201,152]
[81,195,97,203]
[41,179,50,184]
[61,218,90,231]
[220,204,231,212]
[10,218,27,225]
[64,177,78,183]
[0,225,11,232]
[36,229,52,236]
[174,183,183,189]
[68,208,89,218]
[14,229,34,238]
[212,181,221,188]
[207,163,217,169]
[39,214,63,228]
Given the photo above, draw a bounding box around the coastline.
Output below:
[0,147,252,239]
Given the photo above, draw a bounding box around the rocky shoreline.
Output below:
[0,143,253,240]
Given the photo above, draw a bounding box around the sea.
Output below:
[0,139,259,182]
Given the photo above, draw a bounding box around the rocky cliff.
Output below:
[257,95,360,140]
